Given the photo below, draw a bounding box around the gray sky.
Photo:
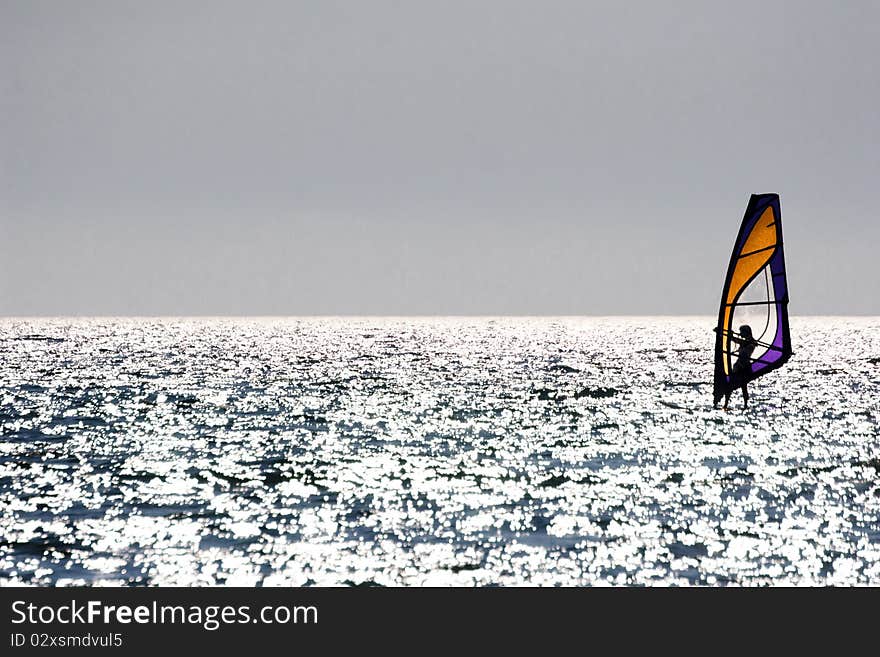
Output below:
[2,1,878,315]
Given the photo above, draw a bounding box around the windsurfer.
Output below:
[714,324,757,410]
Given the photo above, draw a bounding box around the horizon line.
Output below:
[2,314,879,320]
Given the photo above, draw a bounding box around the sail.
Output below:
[713,193,792,403]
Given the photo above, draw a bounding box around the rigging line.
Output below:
[737,242,781,259]
[719,351,780,367]
[720,335,783,353]
[716,328,785,352]
[724,300,778,307]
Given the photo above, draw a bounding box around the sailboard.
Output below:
[713,193,792,404]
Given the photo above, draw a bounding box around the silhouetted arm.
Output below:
[714,326,745,345]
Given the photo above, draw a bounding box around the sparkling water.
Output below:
[1,317,878,585]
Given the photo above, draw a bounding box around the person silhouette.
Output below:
[720,324,757,410]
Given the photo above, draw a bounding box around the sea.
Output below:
[1,316,878,586]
